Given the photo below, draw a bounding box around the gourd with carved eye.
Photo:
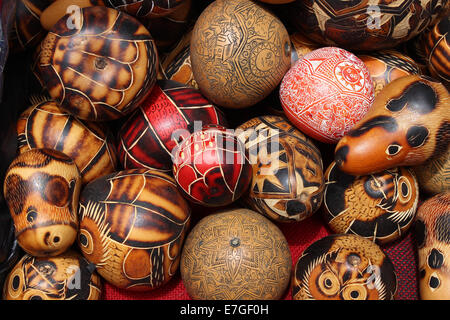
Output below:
[77,169,191,291]
[323,162,419,244]
[292,234,397,300]
[3,148,81,257]
[415,192,450,299]
[3,250,101,300]
[335,75,450,176]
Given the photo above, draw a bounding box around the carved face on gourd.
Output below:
[292,234,397,300]
[415,192,450,299]
[3,250,101,300]
[323,163,419,244]
[335,75,450,176]
[3,148,81,257]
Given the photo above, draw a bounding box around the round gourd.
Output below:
[190,0,291,108]
[280,0,446,51]
[3,148,81,257]
[172,125,252,207]
[3,250,101,300]
[323,162,419,244]
[180,208,292,299]
[78,169,191,291]
[280,47,374,143]
[236,115,324,222]
[17,99,118,185]
[117,80,227,172]
[359,50,422,96]
[38,6,158,121]
[292,234,397,300]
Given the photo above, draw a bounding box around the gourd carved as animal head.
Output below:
[335,75,450,176]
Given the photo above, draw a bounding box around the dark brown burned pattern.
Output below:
[358,49,421,96]
[10,0,56,52]
[280,0,446,51]
[423,14,450,87]
[413,145,450,195]
[104,0,187,19]
[236,115,324,222]
[335,75,450,176]
[3,250,101,300]
[78,169,190,291]
[38,6,158,121]
[17,99,118,185]
[3,148,81,257]
[323,162,419,244]
[190,0,291,108]
[292,234,397,300]
[415,192,450,299]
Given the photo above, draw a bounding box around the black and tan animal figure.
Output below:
[335,75,450,176]
[415,192,450,300]
[3,148,81,257]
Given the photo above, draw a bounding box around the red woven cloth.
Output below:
[101,213,419,300]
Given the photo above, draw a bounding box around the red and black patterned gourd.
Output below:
[335,75,450,176]
[38,6,158,121]
[172,124,252,207]
[3,148,81,257]
[17,99,118,185]
[118,80,227,172]
[78,169,191,291]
